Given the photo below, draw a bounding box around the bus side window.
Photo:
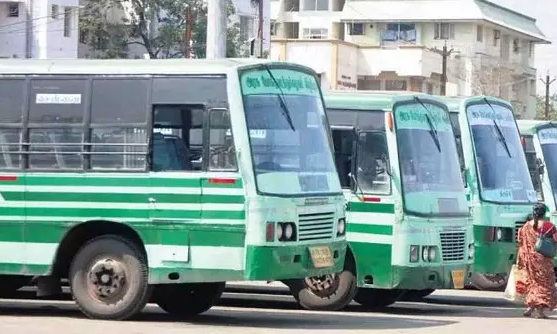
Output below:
[151,105,202,172]
[208,108,237,171]
[356,131,390,194]
[331,128,355,188]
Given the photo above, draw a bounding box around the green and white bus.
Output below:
[0,59,347,320]
[285,91,474,310]
[517,119,557,269]
[444,96,536,290]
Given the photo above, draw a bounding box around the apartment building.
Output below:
[0,0,80,59]
[270,0,550,118]
[78,0,271,59]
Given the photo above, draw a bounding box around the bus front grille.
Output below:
[440,232,466,261]
[298,212,335,241]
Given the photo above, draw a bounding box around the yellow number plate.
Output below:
[451,270,465,289]
[309,246,334,268]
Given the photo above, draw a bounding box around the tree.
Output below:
[535,93,557,120]
[79,0,250,59]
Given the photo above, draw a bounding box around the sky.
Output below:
[493,0,557,95]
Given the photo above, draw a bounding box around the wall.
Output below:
[0,2,27,58]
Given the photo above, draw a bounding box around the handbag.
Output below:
[504,264,527,304]
[535,223,557,258]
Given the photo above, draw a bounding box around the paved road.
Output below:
[0,288,556,334]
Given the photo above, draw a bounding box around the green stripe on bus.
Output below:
[2,192,245,204]
[347,223,393,235]
[348,202,395,214]
[0,207,245,220]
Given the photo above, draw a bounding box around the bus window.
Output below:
[356,131,390,194]
[331,128,355,188]
[151,105,202,172]
[522,135,543,200]
[450,113,466,185]
[208,108,237,171]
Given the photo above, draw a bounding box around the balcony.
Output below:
[358,46,442,78]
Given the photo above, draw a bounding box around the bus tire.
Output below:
[353,288,401,309]
[154,282,225,317]
[288,268,358,311]
[69,235,151,320]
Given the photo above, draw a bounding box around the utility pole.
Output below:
[440,40,454,96]
[183,6,194,58]
[257,0,264,58]
[206,0,227,59]
[540,73,556,120]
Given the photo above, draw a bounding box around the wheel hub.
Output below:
[305,274,339,298]
[87,258,127,303]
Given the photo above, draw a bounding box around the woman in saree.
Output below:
[517,202,557,318]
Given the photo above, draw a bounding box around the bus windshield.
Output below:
[394,100,468,217]
[239,67,341,196]
[467,102,536,204]
[538,127,557,208]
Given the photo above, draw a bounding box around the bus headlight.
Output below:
[422,246,429,262]
[276,223,283,241]
[337,218,346,236]
[428,247,437,262]
[410,245,419,262]
[468,243,475,259]
[277,222,296,241]
[496,228,503,241]
[284,223,294,239]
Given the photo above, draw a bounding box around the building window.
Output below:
[476,25,483,42]
[239,15,254,41]
[513,38,520,53]
[8,3,19,18]
[529,41,534,57]
[302,28,328,39]
[51,5,59,19]
[385,80,407,91]
[270,21,277,36]
[434,23,455,40]
[349,23,365,36]
[63,7,72,37]
[382,23,416,42]
[493,29,500,46]
[303,0,328,11]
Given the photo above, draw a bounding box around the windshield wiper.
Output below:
[483,97,512,158]
[262,65,295,131]
[414,97,441,152]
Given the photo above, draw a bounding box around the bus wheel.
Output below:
[353,288,402,309]
[403,289,435,301]
[469,273,508,291]
[154,282,225,317]
[288,268,357,311]
[69,235,151,320]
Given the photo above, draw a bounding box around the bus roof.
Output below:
[439,95,513,113]
[323,89,433,111]
[0,58,312,76]
[517,119,556,135]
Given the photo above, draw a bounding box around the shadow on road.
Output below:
[0,301,457,330]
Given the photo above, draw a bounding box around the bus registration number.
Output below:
[451,270,465,289]
[309,246,334,268]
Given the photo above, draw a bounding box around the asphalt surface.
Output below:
[0,284,555,334]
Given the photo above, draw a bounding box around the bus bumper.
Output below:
[244,240,347,281]
[473,242,516,275]
[391,263,474,290]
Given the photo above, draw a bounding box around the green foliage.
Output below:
[79,0,251,59]
[535,93,557,120]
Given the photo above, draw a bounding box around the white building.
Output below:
[270,0,550,118]
[0,0,80,59]
[78,0,271,59]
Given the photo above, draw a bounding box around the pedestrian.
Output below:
[517,202,557,318]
